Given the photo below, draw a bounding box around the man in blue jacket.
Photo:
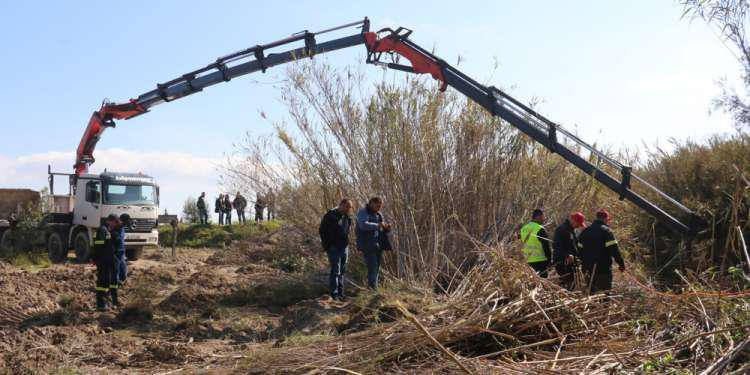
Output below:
[116,213,130,286]
[319,199,353,300]
[356,196,391,289]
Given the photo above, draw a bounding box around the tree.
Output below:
[682,0,750,130]
[182,197,201,224]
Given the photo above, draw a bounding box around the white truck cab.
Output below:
[45,170,159,262]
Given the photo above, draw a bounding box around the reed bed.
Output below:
[245,245,749,373]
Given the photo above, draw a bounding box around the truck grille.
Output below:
[126,219,156,233]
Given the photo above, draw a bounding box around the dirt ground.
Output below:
[0,230,348,374]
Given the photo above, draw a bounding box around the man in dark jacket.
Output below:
[215,194,224,225]
[197,192,208,225]
[578,208,625,294]
[356,196,391,289]
[254,192,266,223]
[319,199,353,300]
[94,214,120,310]
[223,194,233,225]
[519,208,552,278]
[553,212,585,290]
[233,192,247,224]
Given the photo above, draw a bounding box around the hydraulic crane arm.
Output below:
[74,19,371,175]
[74,18,703,236]
[362,27,704,236]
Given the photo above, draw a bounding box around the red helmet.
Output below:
[570,212,585,226]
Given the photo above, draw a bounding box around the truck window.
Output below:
[104,184,157,205]
[85,181,101,203]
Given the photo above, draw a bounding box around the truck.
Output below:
[43,169,159,263]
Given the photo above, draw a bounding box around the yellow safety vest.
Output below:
[520,221,547,263]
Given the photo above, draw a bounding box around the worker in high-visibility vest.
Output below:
[519,208,552,278]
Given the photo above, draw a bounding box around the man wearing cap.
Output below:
[553,212,585,290]
[578,208,625,294]
[93,214,120,310]
[519,208,552,278]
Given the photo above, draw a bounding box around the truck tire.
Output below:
[47,232,68,263]
[125,246,143,261]
[74,231,92,263]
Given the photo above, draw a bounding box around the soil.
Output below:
[0,230,345,374]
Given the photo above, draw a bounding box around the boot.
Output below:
[96,291,108,311]
[110,288,120,308]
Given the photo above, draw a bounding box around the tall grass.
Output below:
[222,61,628,285]
[629,133,750,277]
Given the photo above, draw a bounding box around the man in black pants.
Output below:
[319,199,353,300]
[93,214,120,311]
[578,208,626,294]
[553,212,585,290]
[197,192,209,225]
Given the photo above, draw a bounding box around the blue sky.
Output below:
[0,1,741,217]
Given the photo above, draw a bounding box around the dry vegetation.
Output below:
[217,61,750,372]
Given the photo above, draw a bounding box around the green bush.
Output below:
[157,220,283,248]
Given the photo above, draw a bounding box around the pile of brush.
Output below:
[247,246,750,374]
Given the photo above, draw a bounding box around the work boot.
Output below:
[96,291,108,311]
[110,289,120,308]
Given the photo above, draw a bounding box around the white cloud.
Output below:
[0,149,229,220]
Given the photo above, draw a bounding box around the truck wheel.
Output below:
[125,246,143,261]
[47,232,67,263]
[74,231,92,263]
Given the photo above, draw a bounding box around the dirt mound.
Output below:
[0,264,94,318]
[130,339,198,364]
[278,297,349,335]
[158,265,238,314]
[205,232,279,266]
[221,274,328,310]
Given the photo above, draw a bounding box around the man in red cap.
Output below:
[578,208,625,294]
[552,212,585,290]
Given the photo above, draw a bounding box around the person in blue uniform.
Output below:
[116,213,130,286]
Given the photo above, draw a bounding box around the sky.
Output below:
[0,1,742,219]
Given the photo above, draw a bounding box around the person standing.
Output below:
[319,199,353,300]
[578,209,625,294]
[233,192,247,224]
[519,208,552,278]
[553,212,585,290]
[197,192,209,225]
[223,194,233,225]
[356,196,391,289]
[115,213,130,287]
[254,192,266,223]
[266,188,276,221]
[93,214,120,310]
[215,194,224,225]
